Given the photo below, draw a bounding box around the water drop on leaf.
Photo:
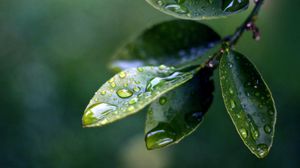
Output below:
[117,89,133,98]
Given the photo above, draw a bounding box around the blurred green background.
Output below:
[1,0,299,167]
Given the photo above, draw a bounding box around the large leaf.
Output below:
[82,65,196,128]
[145,67,214,149]
[145,0,249,20]
[111,20,220,71]
[219,50,276,158]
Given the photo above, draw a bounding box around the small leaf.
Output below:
[82,65,195,128]
[219,50,276,158]
[145,67,214,149]
[111,20,220,71]
[145,0,249,20]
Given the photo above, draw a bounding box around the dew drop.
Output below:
[159,97,167,105]
[133,86,141,92]
[157,0,163,6]
[239,128,248,138]
[165,4,188,14]
[83,103,117,126]
[222,0,249,13]
[230,100,236,109]
[146,72,184,92]
[268,110,274,116]
[159,64,167,70]
[250,125,259,140]
[137,67,144,72]
[264,124,272,134]
[229,88,234,94]
[145,123,177,149]
[101,90,106,95]
[257,144,269,158]
[129,98,138,105]
[109,81,116,88]
[119,72,126,78]
[116,89,133,98]
[127,106,135,112]
[109,78,114,83]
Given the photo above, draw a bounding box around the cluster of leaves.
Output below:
[82,0,276,159]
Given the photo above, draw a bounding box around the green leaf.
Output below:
[111,20,220,71]
[145,67,214,149]
[145,0,249,20]
[82,65,196,128]
[219,50,276,158]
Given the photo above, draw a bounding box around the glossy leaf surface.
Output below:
[145,67,214,149]
[111,20,220,71]
[82,65,195,127]
[145,0,249,20]
[219,50,276,158]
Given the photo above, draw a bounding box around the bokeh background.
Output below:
[1,0,299,167]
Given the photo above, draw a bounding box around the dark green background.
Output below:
[1,0,299,167]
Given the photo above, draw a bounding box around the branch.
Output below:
[228,0,265,46]
[205,0,265,69]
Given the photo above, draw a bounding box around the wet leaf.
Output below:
[219,50,276,158]
[145,67,214,149]
[111,20,220,71]
[82,65,195,128]
[145,0,249,20]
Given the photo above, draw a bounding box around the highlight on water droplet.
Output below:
[222,0,249,13]
[165,4,189,14]
[101,90,106,95]
[119,71,126,78]
[82,103,117,127]
[145,123,177,150]
[239,128,248,138]
[129,97,138,105]
[116,89,133,98]
[264,124,272,134]
[133,86,141,92]
[137,67,144,72]
[256,144,269,158]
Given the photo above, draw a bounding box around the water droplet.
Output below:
[230,100,236,109]
[110,82,116,88]
[159,64,167,70]
[239,128,248,138]
[101,90,106,95]
[157,0,163,6]
[133,86,141,92]
[137,67,144,72]
[146,72,184,92]
[129,98,138,105]
[123,83,128,87]
[229,88,234,94]
[250,124,259,140]
[255,92,260,96]
[165,4,188,14]
[109,78,114,83]
[264,124,272,134]
[268,110,274,116]
[119,72,126,78]
[257,144,269,158]
[127,106,135,112]
[159,97,167,105]
[83,103,117,126]
[117,89,133,98]
[145,123,177,149]
[222,0,249,13]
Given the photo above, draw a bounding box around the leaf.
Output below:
[145,67,214,149]
[111,20,220,71]
[219,50,276,158]
[145,0,249,20]
[82,65,196,128]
